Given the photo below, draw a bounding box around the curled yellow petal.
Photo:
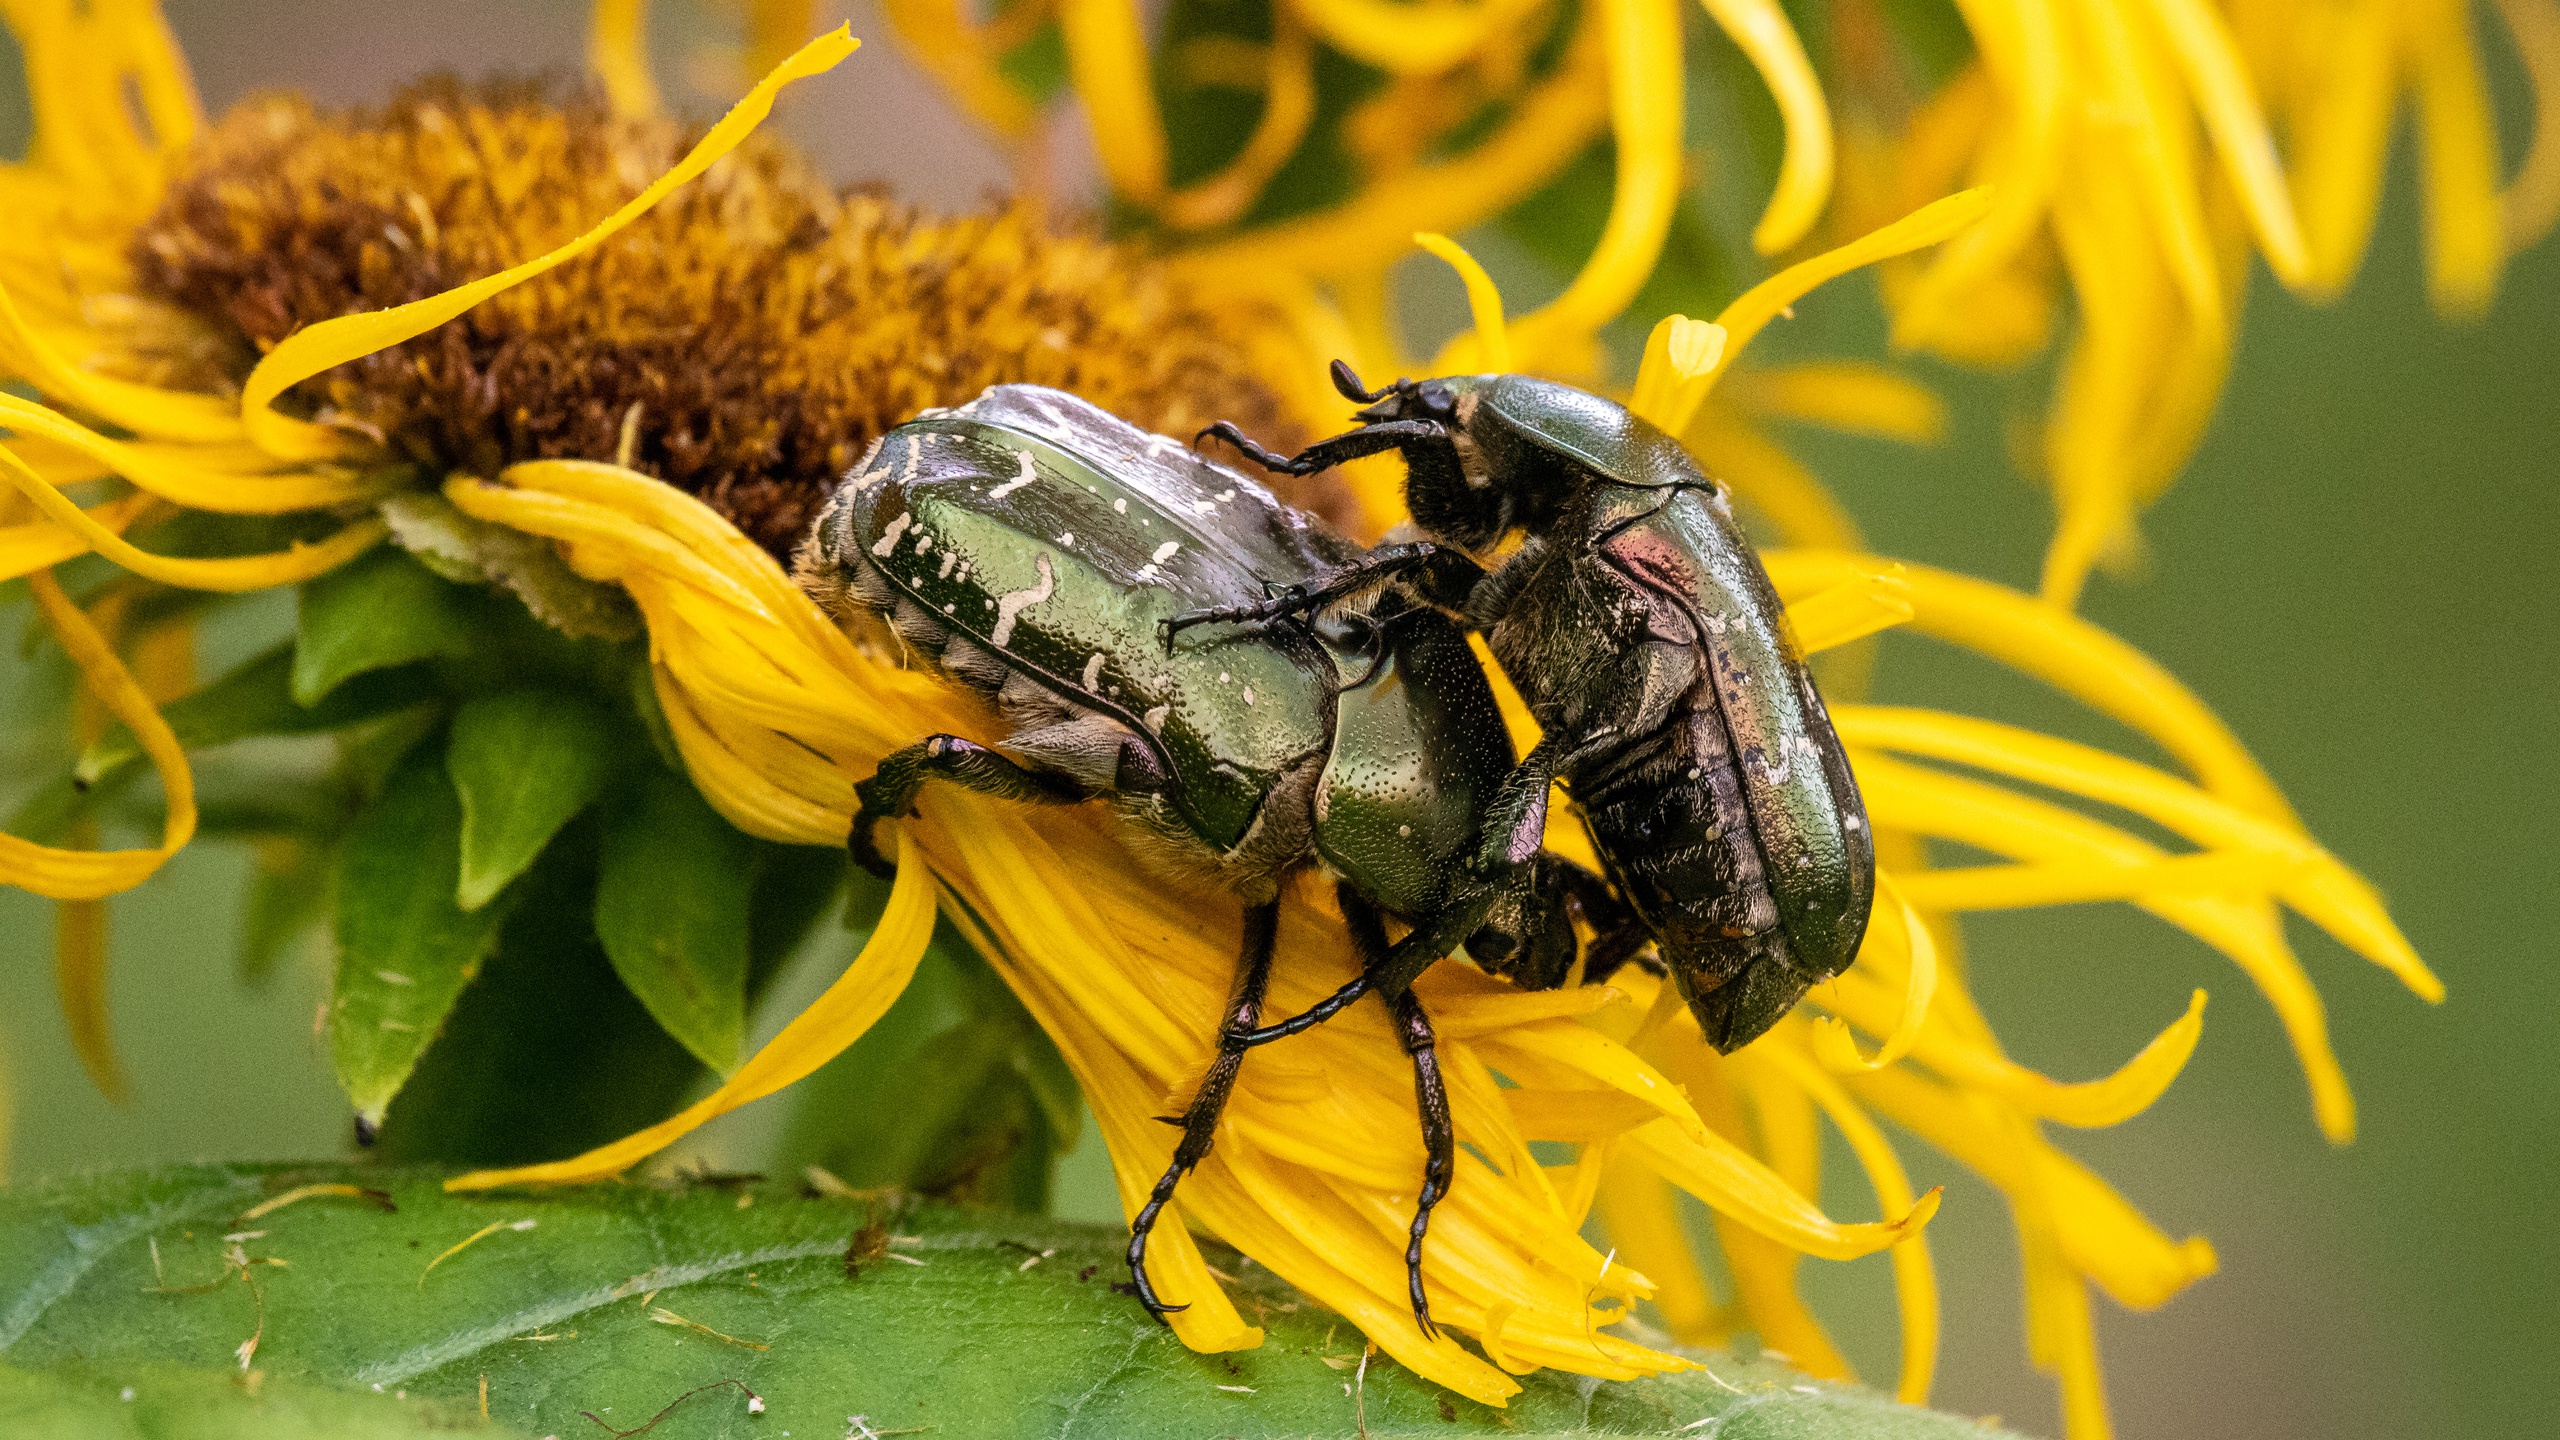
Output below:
[1060,0,1169,203]
[1,572,196,902]
[446,829,938,1191]
[1836,705,2438,1000]
[1171,12,1609,283]
[240,27,861,461]
[0,280,243,445]
[1660,189,1994,436]
[1621,1116,1939,1262]
[2496,0,2560,248]
[1162,15,1316,231]
[0,443,384,591]
[1887,851,2297,909]
[878,0,1042,138]
[1414,232,1513,373]
[2409,0,2507,317]
[0,492,157,583]
[0,392,385,513]
[1811,877,1936,1072]
[1784,564,1913,654]
[1506,0,1686,367]
[1694,0,1832,252]
[1287,0,1551,74]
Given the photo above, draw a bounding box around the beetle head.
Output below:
[1331,360,1461,427]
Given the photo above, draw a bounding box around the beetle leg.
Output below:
[1196,418,1446,476]
[1127,900,1282,1322]
[849,735,1088,877]
[1553,857,1659,984]
[1337,883,1454,1339]
[1162,542,1478,645]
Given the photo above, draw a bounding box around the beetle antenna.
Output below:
[1330,359,1388,404]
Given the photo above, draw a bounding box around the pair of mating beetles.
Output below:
[798,363,1873,1336]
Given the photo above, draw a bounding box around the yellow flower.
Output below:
[0,3,2443,1435]
[875,0,2558,610]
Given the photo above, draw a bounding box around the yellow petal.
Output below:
[1414,232,1513,373]
[0,492,156,583]
[2409,0,2507,317]
[1593,1162,1727,1342]
[1288,0,1551,74]
[1059,0,1169,203]
[1762,551,2299,826]
[587,0,661,117]
[1856,751,2359,1142]
[1721,360,1948,444]
[1693,0,1833,252]
[0,392,385,513]
[2138,0,2313,286]
[0,442,385,591]
[878,0,1041,137]
[1162,15,1316,231]
[1810,876,1937,1071]
[0,279,243,445]
[445,828,937,1190]
[239,27,861,461]
[1506,0,1687,368]
[0,572,196,902]
[1837,705,2438,1000]
[2496,0,2560,248]
[1783,564,1913,654]
[2288,0,2399,297]
[1659,189,1994,436]
[1173,11,1610,284]
[1746,1038,1938,1403]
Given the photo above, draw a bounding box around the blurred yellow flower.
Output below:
[0,2,2448,1435]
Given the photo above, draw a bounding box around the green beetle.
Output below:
[797,384,1639,1335]
[1199,363,1876,1052]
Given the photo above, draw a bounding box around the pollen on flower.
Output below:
[126,76,1331,553]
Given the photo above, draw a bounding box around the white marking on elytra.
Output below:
[1241,687,1255,706]
[1056,532,1076,547]
[986,450,1039,501]
[869,512,912,557]
[896,439,919,486]
[987,553,1056,646]
[1143,705,1171,733]
[1190,499,1217,516]
[1112,497,1129,514]
[1214,488,1236,502]
[1081,652,1107,691]
[912,532,932,555]
[1397,825,1412,837]
[1133,538,1183,583]
[1029,395,1074,434]
[1218,671,1231,683]
[937,551,958,579]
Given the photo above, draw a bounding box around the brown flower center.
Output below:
[131,75,1335,553]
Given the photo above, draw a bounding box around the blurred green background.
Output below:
[1,4,2553,1438]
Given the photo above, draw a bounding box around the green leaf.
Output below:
[370,822,715,1168]
[445,688,619,911]
[0,1362,529,1439]
[330,748,516,1131]
[0,1164,2020,1440]
[777,929,1081,1212]
[49,644,434,829]
[293,548,480,706]
[379,491,641,645]
[593,769,758,1074]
